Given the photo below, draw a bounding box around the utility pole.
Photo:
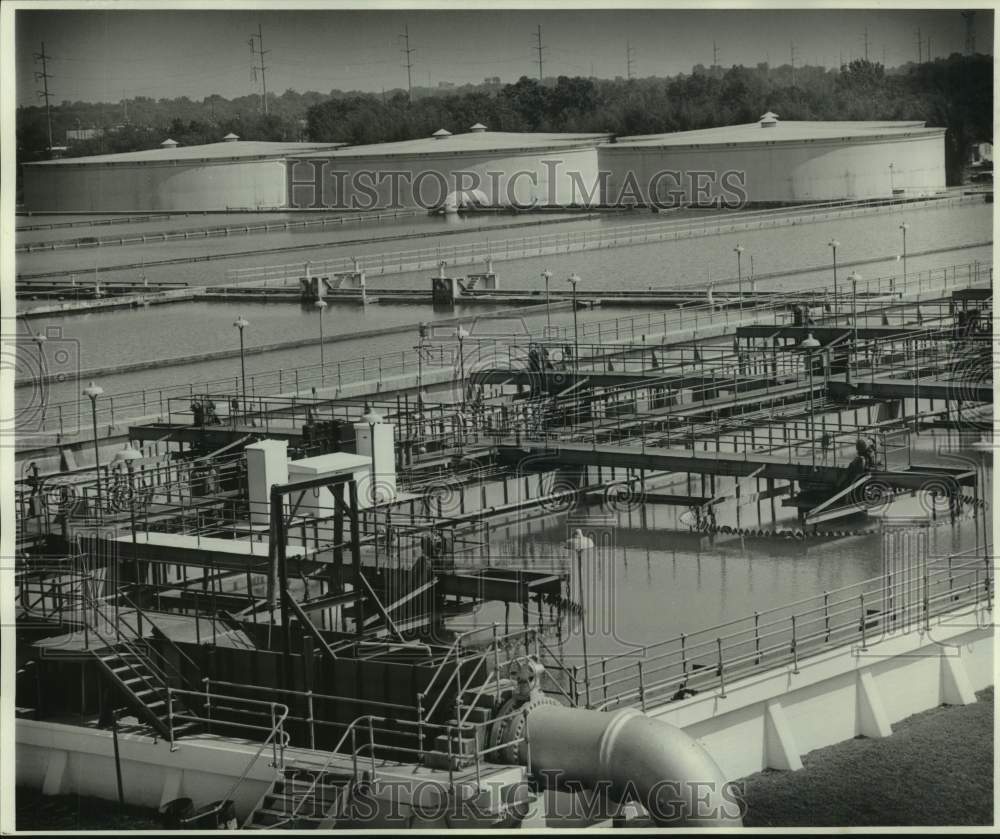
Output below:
[916,27,922,64]
[790,42,797,86]
[962,11,976,55]
[534,24,545,82]
[33,42,54,152]
[863,26,869,61]
[122,90,128,124]
[400,24,415,102]
[926,36,931,62]
[712,40,720,69]
[248,24,270,115]
[626,40,636,80]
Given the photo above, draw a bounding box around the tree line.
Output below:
[16,54,992,185]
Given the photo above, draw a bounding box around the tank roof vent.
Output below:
[759,111,779,128]
[223,132,240,142]
[160,138,179,147]
[469,122,487,132]
[432,128,452,139]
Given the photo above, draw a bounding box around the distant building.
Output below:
[65,127,104,144]
[970,141,993,164]
[483,76,501,88]
[438,81,455,89]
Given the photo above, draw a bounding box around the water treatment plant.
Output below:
[4,6,995,834]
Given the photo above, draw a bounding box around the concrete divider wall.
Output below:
[650,604,993,781]
[16,723,276,816]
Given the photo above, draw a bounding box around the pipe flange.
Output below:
[491,693,560,765]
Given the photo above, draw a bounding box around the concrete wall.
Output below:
[599,131,947,205]
[22,158,289,212]
[646,603,993,781]
[287,146,602,210]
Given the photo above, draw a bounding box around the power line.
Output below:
[626,40,636,80]
[248,23,270,114]
[33,41,54,151]
[399,24,415,101]
[534,24,545,82]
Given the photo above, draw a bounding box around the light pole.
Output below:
[541,270,553,331]
[315,299,328,385]
[801,333,821,468]
[113,444,142,591]
[362,403,383,506]
[567,274,581,422]
[828,239,840,317]
[233,315,249,421]
[567,528,595,707]
[417,322,427,407]
[456,326,469,412]
[83,381,104,518]
[33,333,47,429]
[734,244,745,315]
[888,162,895,195]
[898,222,908,293]
[848,270,861,346]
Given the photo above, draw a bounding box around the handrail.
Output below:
[569,553,990,711]
[169,690,290,827]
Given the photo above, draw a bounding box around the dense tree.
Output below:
[16,53,993,187]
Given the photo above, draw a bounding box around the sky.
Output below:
[15,7,992,106]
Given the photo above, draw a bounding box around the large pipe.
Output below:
[525,705,742,827]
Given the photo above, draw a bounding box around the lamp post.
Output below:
[233,315,249,421]
[541,270,553,331]
[734,244,745,315]
[566,528,595,706]
[567,274,581,421]
[800,333,821,468]
[362,404,383,506]
[113,444,142,592]
[828,239,840,317]
[33,334,47,429]
[315,299,328,385]
[83,381,104,518]
[898,223,908,294]
[456,325,469,408]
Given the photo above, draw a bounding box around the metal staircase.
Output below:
[91,642,196,741]
[244,765,353,829]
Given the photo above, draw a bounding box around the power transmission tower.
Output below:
[400,24,415,101]
[33,42,54,151]
[962,11,976,55]
[534,25,545,82]
[916,27,922,63]
[248,24,270,115]
[712,40,720,68]
[626,40,636,80]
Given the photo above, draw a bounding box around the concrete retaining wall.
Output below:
[647,603,993,780]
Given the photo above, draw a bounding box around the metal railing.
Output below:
[224,193,977,287]
[19,344,457,437]
[549,549,992,710]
